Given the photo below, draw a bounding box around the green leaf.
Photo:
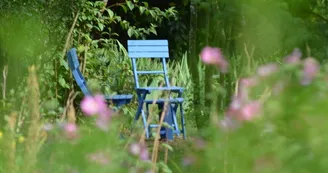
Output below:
[126,1,134,10]
[58,77,69,89]
[107,9,114,18]
[127,28,134,37]
[139,6,146,14]
[149,27,157,35]
[98,23,104,31]
[142,2,148,8]
[120,4,128,13]
[161,143,174,151]
[149,10,155,18]
[59,58,69,70]
[115,16,122,22]
[86,23,93,29]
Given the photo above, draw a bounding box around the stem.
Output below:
[24,66,41,173]
[108,2,126,9]
[61,11,80,60]
[5,112,17,173]
[151,101,169,172]
[164,141,169,164]
[2,65,8,99]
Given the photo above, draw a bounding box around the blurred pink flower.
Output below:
[219,116,240,131]
[240,101,262,121]
[129,143,141,155]
[42,123,53,131]
[87,151,110,165]
[237,77,258,101]
[193,138,206,150]
[65,123,77,133]
[145,170,155,173]
[129,143,149,161]
[64,123,78,139]
[200,46,229,73]
[257,63,279,77]
[139,147,149,161]
[96,117,110,131]
[96,108,113,131]
[80,94,113,130]
[226,98,262,122]
[284,48,302,64]
[239,77,258,88]
[229,96,243,111]
[183,155,197,166]
[272,81,285,95]
[301,57,320,85]
[80,94,107,116]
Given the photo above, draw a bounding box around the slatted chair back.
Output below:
[127,40,170,89]
[67,48,91,96]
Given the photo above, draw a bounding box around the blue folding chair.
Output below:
[127,40,186,140]
[66,48,133,108]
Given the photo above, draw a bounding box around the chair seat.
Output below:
[144,98,184,104]
[137,86,184,93]
[105,94,133,100]
[105,94,133,105]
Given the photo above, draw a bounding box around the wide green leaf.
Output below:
[139,6,146,14]
[127,27,134,37]
[126,1,134,11]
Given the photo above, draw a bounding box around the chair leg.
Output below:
[131,93,147,136]
[179,103,186,140]
[141,109,150,139]
[164,104,174,141]
[158,103,166,139]
[171,103,180,136]
[146,103,152,138]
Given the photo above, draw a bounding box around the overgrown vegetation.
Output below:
[1,0,328,172]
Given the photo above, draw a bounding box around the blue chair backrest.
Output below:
[66,48,92,96]
[127,40,170,88]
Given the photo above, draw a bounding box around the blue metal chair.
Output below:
[66,48,133,108]
[127,40,186,140]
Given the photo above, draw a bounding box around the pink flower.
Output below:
[200,47,229,73]
[96,117,110,131]
[96,107,113,131]
[272,81,285,95]
[229,96,243,111]
[64,123,78,139]
[219,116,240,131]
[93,95,108,111]
[239,77,258,88]
[237,77,258,101]
[65,123,77,133]
[193,138,206,150]
[129,143,149,161]
[256,63,279,77]
[129,143,141,155]
[301,57,320,85]
[240,101,262,121]
[226,99,262,122]
[139,147,149,161]
[80,94,107,116]
[183,155,197,166]
[87,151,110,165]
[284,48,302,64]
[80,94,113,131]
[42,123,53,131]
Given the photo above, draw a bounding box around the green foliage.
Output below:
[181,59,328,173]
[188,0,328,129]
